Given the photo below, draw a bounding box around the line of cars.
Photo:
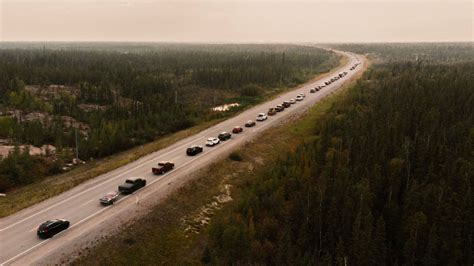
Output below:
[321,62,359,88]
[99,161,174,206]
[38,174,151,238]
[350,62,361,71]
[36,66,357,239]
[38,166,163,238]
[324,71,348,85]
[266,93,305,116]
[182,92,308,161]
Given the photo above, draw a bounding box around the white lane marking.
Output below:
[78,199,95,208]
[0,239,49,266]
[0,54,361,264]
[69,203,112,229]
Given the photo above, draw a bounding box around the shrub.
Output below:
[228,152,242,161]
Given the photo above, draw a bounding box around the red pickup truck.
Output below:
[152,161,175,175]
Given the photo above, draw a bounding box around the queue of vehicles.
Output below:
[36,65,354,240]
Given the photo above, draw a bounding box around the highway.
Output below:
[0,50,364,265]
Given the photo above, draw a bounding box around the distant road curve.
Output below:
[0,50,365,265]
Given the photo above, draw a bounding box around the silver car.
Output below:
[100,191,120,205]
[206,137,220,147]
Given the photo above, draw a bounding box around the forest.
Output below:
[331,42,474,63]
[205,46,473,265]
[0,44,338,191]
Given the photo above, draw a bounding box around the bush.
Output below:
[228,152,242,161]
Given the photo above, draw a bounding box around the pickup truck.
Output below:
[152,161,175,175]
[118,178,146,194]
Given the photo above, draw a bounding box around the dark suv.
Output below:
[37,219,70,239]
[186,145,203,156]
[218,132,232,141]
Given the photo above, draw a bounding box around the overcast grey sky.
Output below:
[1,0,472,42]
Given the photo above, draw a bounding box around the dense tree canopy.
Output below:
[330,42,474,63]
[0,44,338,191]
[206,56,473,265]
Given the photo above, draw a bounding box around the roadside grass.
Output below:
[0,53,344,218]
[73,55,368,265]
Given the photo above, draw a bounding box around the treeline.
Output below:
[0,44,336,91]
[205,61,473,265]
[330,42,474,63]
[0,44,338,191]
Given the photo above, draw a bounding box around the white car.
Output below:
[289,99,296,104]
[296,95,304,101]
[298,93,306,98]
[256,113,268,121]
[206,137,220,147]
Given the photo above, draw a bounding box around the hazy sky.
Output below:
[1,0,472,42]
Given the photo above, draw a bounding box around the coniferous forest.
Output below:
[205,45,473,265]
[0,44,338,191]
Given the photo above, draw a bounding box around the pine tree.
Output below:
[373,216,388,265]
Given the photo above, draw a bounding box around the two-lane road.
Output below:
[0,50,364,265]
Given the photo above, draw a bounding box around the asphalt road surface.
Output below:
[0,50,364,265]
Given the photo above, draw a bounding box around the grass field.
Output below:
[72,55,368,265]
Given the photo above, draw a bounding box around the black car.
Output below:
[245,120,256,127]
[186,145,203,156]
[218,132,232,141]
[282,101,291,108]
[37,219,70,239]
[275,105,284,112]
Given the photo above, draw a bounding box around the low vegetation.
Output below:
[228,151,243,161]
